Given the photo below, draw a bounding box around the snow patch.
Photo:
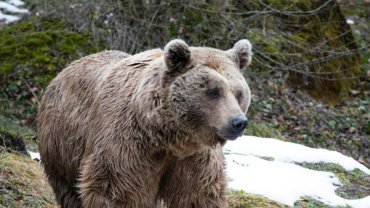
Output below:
[225,136,370,174]
[7,0,25,6]
[0,0,28,24]
[0,11,19,23]
[28,151,40,160]
[0,1,28,13]
[225,136,370,208]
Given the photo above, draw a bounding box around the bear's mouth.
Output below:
[216,132,241,142]
[215,134,227,146]
[216,126,245,142]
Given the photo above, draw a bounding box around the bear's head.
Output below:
[162,39,252,146]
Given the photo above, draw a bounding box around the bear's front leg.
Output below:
[79,151,162,208]
[160,146,227,208]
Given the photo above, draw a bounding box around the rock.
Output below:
[0,128,28,155]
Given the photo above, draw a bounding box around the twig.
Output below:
[22,79,39,105]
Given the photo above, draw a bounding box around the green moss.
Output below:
[0,16,104,124]
[245,122,283,139]
[0,16,102,90]
[0,152,56,207]
[227,190,288,208]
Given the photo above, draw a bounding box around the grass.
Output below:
[245,121,284,140]
[294,197,350,208]
[0,152,56,207]
[227,190,288,208]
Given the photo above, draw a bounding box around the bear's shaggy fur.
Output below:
[38,39,252,208]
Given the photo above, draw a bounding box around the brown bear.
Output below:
[38,39,252,208]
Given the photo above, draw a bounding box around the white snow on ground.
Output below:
[0,0,28,24]
[0,11,18,23]
[225,136,370,174]
[0,2,28,13]
[225,136,370,208]
[7,0,24,6]
[28,151,40,160]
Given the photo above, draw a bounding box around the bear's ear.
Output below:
[164,39,191,72]
[227,39,253,70]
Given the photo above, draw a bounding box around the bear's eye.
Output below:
[236,91,243,103]
[207,88,221,99]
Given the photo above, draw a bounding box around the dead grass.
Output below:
[0,152,56,207]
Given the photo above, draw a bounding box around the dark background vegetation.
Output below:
[0,0,369,174]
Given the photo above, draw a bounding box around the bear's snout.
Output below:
[217,115,248,141]
[231,115,248,132]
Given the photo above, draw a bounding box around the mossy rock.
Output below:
[0,152,57,207]
[0,16,104,123]
[0,114,38,152]
[0,128,28,155]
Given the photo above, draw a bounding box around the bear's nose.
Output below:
[230,116,248,132]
